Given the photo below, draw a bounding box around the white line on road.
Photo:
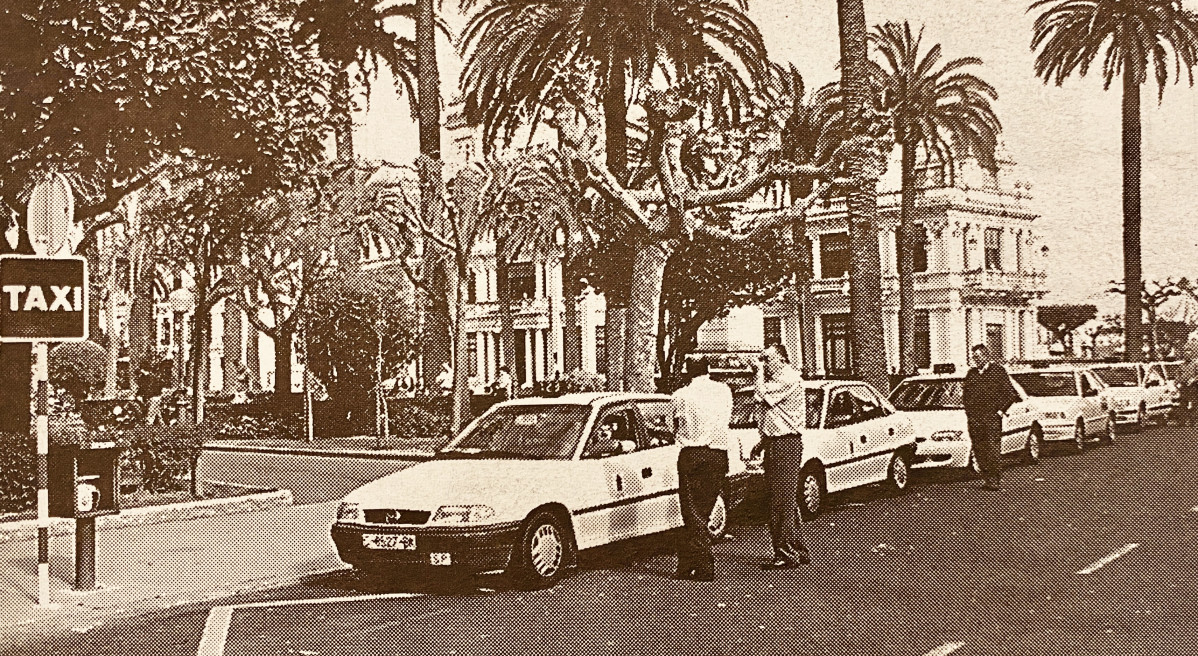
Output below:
[1191,505,1198,513]
[921,642,965,656]
[1077,543,1140,575]
[196,592,425,656]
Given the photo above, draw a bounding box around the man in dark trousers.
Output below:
[670,358,733,581]
[962,344,1022,491]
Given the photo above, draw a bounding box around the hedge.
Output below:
[0,431,35,515]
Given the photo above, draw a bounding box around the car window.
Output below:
[443,405,590,460]
[1012,372,1078,397]
[1144,365,1165,387]
[1091,366,1140,388]
[730,391,757,429]
[848,385,886,420]
[1079,373,1097,397]
[825,390,858,428]
[582,409,638,459]
[805,389,824,429]
[889,379,964,410]
[635,400,675,446]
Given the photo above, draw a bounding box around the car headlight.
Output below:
[336,502,363,523]
[930,430,965,442]
[432,505,496,523]
[1043,411,1067,420]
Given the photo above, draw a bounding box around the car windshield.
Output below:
[730,388,825,430]
[889,380,963,410]
[1092,367,1139,387]
[439,405,590,460]
[1012,372,1076,397]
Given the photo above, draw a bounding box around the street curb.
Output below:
[0,488,294,545]
[202,442,435,461]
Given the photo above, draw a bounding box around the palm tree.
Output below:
[870,21,1001,375]
[460,0,768,390]
[293,0,419,162]
[1030,0,1198,362]
[836,0,890,393]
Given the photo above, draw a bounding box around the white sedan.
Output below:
[729,380,917,518]
[1089,362,1173,430]
[1009,366,1115,450]
[331,392,755,588]
[888,374,1045,472]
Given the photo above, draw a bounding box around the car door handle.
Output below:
[615,475,623,492]
[889,428,894,436]
[860,435,868,443]
[642,467,653,478]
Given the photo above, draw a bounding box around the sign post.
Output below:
[4,174,83,608]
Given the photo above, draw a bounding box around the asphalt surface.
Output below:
[5,423,1198,656]
[198,450,419,504]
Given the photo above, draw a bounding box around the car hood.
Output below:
[1099,387,1142,399]
[899,409,964,437]
[341,458,583,517]
[1023,396,1081,414]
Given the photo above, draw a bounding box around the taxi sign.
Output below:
[0,255,88,342]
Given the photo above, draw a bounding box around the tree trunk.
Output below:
[1122,70,1144,363]
[897,140,917,375]
[561,254,582,374]
[451,261,471,433]
[605,296,627,391]
[273,331,292,397]
[103,242,120,396]
[625,241,670,393]
[190,268,209,425]
[496,236,516,383]
[0,219,32,433]
[332,68,355,163]
[837,0,890,394]
[375,333,385,446]
[416,0,449,393]
[602,53,631,391]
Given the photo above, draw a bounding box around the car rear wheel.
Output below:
[512,511,571,589]
[707,490,728,540]
[886,450,912,494]
[1024,427,1043,464]
[1073,419,1086,452]
[1103,412,1117,443]
[799,466,826,519]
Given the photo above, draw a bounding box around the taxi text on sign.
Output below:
[0,255,88,342]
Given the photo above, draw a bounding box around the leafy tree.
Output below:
[1037,304,1098,355]
[1108,277,1186,359]
[303,268,418,444]
[1031,0,1198,363]
[49,340,107,402]
[870,21,1001,375]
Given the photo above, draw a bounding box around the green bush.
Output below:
[49,341,107,401]
[387,399,452,445]
[116,424,204,493]
[0,431,35,514]
[205,402,303,441]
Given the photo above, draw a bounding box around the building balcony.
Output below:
[960,268,1047,299]
[464,297,551,321]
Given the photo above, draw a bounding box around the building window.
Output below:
[914,310,931,370]
[820,232,850,279]
[986,323,1005,360]
[158,317,171,347]
[595,325,607,375]
[510,262,536,300]
[912,226,929,273]
[468,333,479,377]
[822,314,852,376]
[984,228,1003,271]
[763,316,783,350]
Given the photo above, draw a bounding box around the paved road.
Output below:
[6,424,1198,656]
[198,450,420,504]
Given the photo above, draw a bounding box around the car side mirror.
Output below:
[1147,380,1160,388]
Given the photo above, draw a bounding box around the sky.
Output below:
[359,0,1198,313]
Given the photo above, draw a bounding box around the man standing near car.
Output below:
[750,343,812,569]
[962,344,1022,491]
[670,357,733,582]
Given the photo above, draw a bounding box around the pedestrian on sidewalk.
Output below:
[750,343,812,570]
[670,357,733,582]
[962,344,1021,491]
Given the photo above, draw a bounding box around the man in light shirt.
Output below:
[670,357,733,582]
[750,343,812,569]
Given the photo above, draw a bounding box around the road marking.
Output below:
[922,642,965,656]
[1191,505,1198,513]
[196,592,425,656]
[1077,543,1140,575]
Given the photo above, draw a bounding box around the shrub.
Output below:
[206,401,304,441]
[49,341,107,401]
[116,424,204,493]
[387,399,452,445]
[0,431,35,514]
[561,369,605,393]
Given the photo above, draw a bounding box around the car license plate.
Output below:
[430,552,452,566]
[362,533,416,550]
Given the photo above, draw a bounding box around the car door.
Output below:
[1142,364,1172,418]
[573,405,656,546]
[1077,371,1107,434]
[631,399,684,533]
[1000,379,1034,455]
[843,384,896,484]
[821,387,868,493]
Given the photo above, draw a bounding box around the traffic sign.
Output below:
[0,255,88,342]
[26,174,74,257]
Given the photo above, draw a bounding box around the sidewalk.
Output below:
[0,500,346,632]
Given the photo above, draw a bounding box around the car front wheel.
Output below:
[1024,427,1043,464]
[886,450,912,494]
[1103,412,1117,443]
[799,466,826,519]
[512,511,571,589]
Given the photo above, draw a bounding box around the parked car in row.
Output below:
[1008,366,1115,449]
[1149,361,1185,421]
[1087,362,1172,431]
[888,374,1045,473]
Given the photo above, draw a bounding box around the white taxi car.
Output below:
[1150,361,1185,421]
[888,374,1045,472]
[1009,366,1115,450]
[330,392,755,589]
[1088,362,1172,431]
[728,380,917,518]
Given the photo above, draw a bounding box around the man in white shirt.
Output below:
[670,358,733,582]
[751,343,812,569]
